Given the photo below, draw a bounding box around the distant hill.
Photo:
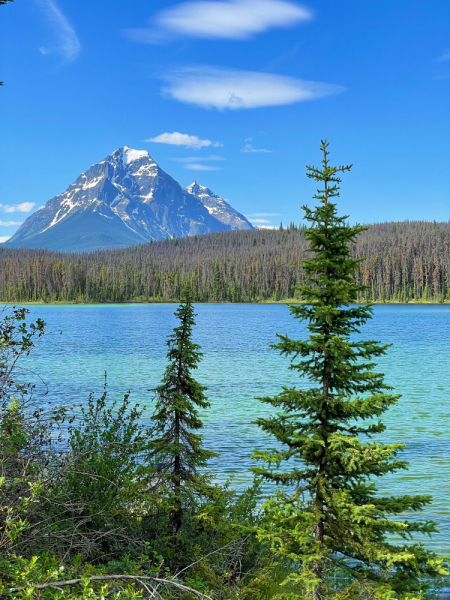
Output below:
[4,147,253,252]
[0,221,449,304]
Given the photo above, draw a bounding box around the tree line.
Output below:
[0,219,449,304]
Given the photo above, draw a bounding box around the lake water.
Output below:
[21,303,450,554]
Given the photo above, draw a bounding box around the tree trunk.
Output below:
[172,315,186,534]
[312,178,329,600]
[312,517,324,600]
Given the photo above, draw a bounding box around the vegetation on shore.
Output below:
[1,220,449,306]
[1,143,448,599]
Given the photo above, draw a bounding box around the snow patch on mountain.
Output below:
[83,175,104,189]
[122,147,149,165]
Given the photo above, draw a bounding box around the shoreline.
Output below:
[5,299,450,306]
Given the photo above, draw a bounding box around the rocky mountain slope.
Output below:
[5,147,253,252]
[184,181,251,230]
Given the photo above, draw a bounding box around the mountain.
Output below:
[184,181,251,231]
[4,147,254,252]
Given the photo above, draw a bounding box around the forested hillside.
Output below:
[0,220,449,303]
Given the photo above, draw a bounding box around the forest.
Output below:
[0,220,449,304]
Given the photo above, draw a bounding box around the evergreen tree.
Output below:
[252,141,448,600]
[150,291,217,533]
[213,259,222,301]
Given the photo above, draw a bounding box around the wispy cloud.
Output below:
[183,163,222,171]
[0,220,23,227]
[171,154,224,170]
[437,49,450,62]
[146,132,222,149]
[162,66,345,110]
[263,43,302,71]
[0,202,36,213]
[0,237,11,243]
[171,155,225,162]
[124,0,312,44]
[241,143,273,153]
[248,218,271,223]
[35,0,80,62]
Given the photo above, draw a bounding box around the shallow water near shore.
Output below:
[22,303,450,554]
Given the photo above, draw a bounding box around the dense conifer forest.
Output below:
[1,220,449,303]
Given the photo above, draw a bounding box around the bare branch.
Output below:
[7,573,213,599]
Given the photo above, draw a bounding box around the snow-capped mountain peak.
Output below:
[5,147,253,252]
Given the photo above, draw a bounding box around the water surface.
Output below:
[22,303,450,553]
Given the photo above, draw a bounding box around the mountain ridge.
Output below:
[4,147,253,252]
[184,181,251,230]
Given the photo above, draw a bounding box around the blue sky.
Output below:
[1,0,449,240]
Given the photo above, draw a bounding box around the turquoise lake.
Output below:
[23,303,450,554]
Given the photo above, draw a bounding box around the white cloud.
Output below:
[437,49,450,62]
[146,132,222,149]
[249,218,271,223]
[0,202,36,213]
[0,237,11,243]
[171,155,225,162]
[241,143,273,153]
[0,221,23,227]
[183,163,222,171]
[162,66,345,110]
[124,0,312,43]
[35,0,80,62]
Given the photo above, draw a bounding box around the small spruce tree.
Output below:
[150,291,217,533]
[252,141,448,600]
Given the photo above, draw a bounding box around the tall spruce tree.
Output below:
[150,291,217,533]
[252,141,448,600]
